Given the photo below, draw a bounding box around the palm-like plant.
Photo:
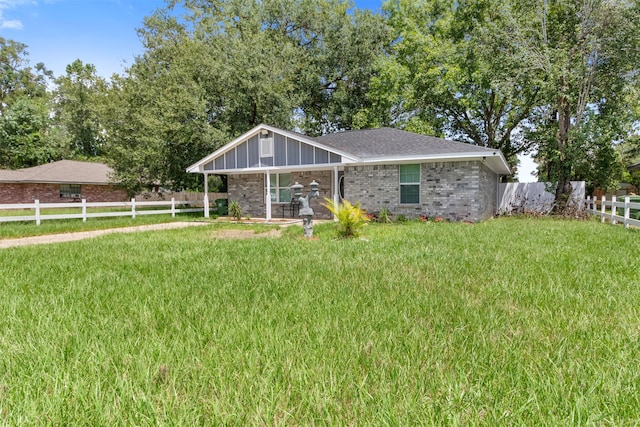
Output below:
[228,200,242,221]
[322,197,370,238]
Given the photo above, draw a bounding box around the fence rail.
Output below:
[0,198,205,225]
[585,195,640,228]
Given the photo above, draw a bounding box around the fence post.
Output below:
[82,199,87,222]
[586,196,591,214]
[624,196,630,228]
[35,199,41,226]
[171,197,176,218]
[612,195,617,224]
[131,198,136,219]
[601,195,606,223]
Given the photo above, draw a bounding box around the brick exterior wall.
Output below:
[477,163,499,221]
[227,170,333,219]
[344,161,499,222]
[0,183,128,204]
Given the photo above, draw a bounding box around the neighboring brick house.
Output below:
[187,124,511,222]
[0,160,128,204]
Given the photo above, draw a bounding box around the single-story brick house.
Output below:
[0,160,128,204]
[187,124,511,222]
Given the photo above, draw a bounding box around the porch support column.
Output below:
[333,166,339,221]
[265,171,272,220]
[203,173,210,218]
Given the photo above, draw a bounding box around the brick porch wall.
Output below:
[227,170,334,219]
[0,183,128,204]
[344,161,495,222]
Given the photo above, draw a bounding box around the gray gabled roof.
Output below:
[0,160,115,184]
[187,124,512,175]
[315,127,499,159]
[314,127,510,174]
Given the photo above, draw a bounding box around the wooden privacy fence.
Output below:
[585,195,640,228]
[0,198,205,225]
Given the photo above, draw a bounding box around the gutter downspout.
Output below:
[496,174,501,216]
[333,166,339,221]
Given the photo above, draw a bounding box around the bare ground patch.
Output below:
[211,228,283,239]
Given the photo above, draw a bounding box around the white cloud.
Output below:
[1,18,22,28]
[0,0,33,30]
[0,1,36,7]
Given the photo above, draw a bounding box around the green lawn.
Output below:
[1,218,639,425]
[0,212,206,239]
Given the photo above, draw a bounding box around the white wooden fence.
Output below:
[585,195,640,228]
[0,198,205,225]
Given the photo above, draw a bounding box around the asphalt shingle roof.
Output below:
[314,127,499,159]
[0,160,114,184]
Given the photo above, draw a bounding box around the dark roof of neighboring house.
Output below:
[0,160,114,184]
[629,162,640,171]
[314,127,500,159]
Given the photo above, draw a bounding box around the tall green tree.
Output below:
[104,0,386,192]
[0,97,55,168]
[103,42,228,193]
[266,0,388,135]
[527,0,640,205]
[0,37,56,169]
[0,37,51,114]
[51,60,109,158]
[361,0,543,170]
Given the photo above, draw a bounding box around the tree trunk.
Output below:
[553,94,573,212]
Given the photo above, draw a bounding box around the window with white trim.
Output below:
[400,164,420,204]
[269,173,292,203]
[60,184,82,198]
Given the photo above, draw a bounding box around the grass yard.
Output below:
[0,212,206,239]
[1,217,639,425]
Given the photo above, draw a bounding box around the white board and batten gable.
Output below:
[187,124,357,174]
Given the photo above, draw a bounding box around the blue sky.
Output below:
[0,0,537,180]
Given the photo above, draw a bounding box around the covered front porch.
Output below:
[187,124,354,220]
[202,166,342,220]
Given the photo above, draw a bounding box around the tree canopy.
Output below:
[1,0,639,202]
[525,0,640,203]
[0,37,56,168]
[103,0,387,191]
[359,0,640,200]
[359,0,544,171]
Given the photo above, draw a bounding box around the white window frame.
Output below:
[268,173,292,203]
[399,164,420,204]
[60,184,82,198]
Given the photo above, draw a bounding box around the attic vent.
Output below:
[260,135,273,157]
